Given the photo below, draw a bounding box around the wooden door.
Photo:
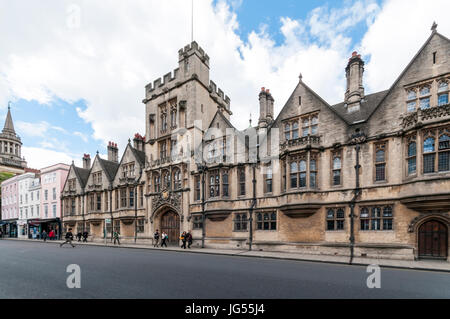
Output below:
[418,220,448,259]
[160,211,180,245]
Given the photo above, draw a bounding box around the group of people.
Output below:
[152,229,193,249]
[76,231,89,242]
[39,229,57,242]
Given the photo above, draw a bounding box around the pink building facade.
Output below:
[1,175,19,237]
[40,163,69,238]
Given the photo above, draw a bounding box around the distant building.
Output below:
[0,104,27,175]
[1,175,19,237]
[17,172,38,238]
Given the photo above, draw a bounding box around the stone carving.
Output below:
[401,104,450,128]
[280,135,321,150]
[151,189,181,213]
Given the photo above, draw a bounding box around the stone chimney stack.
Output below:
[82,154,91,170]
[133,133,145,152]
[258,87,268,128]
[107,142,119,163]
[345,51,365,112]
[266,89,274,122]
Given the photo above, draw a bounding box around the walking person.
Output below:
[113,230,120,245]
[186,230,193,249]
[82,230,88,242]
[60,228,75,248]
[42,229,48,242]
[48,229,55,241]
[153,229,160,247]
[161,232,168,247]
[76,231,82,242]
[180,231,187,249]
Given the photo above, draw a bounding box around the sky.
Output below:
[0,0,449,169]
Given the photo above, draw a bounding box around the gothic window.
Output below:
[237,167,246,196]
[233,213,248,231]
[332,152,342,186]
[160,105,168,133]
[256,212,276,231]
[438,132,450,172]
[129,188,134,207]
[326,208,345,231]
[302,118,309,137]
[299,159,307,187]
[137,219,145,233]
[222,137,227,162]
[173,168,182,190]
[310,156,317,188]
[162,170,171,189]
[193,215,203,229]
[194,175,200,201]
[284,123,290,141]
[120,188,127,208]
[153,173,160,193]
[360,206,393,231]
[170,107,177,129]
[222,170,229,197]
[406,89,417,112]
[96,193,101,211]
[290,161,298,188]
[423,135,436,173]
[209,169,220,198]
[160,140,167,160]
[311,116,318,135]
[407,139,417,175]
[375,143,387,181]
[265,166,273,193]
[438,81,449,106]
[419,85,431,109]
[292,121,299,139]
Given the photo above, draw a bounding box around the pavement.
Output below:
[1,239,450,299]
[4,237,450,273]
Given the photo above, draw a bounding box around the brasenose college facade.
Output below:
[62,25,450,261]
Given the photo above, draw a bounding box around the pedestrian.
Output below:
[60,228,75,248]
[186,230,193,249]
[153,229,160,247]
[76,231,82,242]
[49,229,55,241]
[42,229,48,242]
[161,232,168,247]
[180,231,187,249]
[113,230,120,245]
[82,230,88,242]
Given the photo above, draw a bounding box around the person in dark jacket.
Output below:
[60,228,75,247]
[82,231,88,242]
[153,229,160,247]
[113,230,120,245]
[180,231,187,249]
[161,232,168,247]
[42,230,48,242]
[76,231,82,242]
[186,230,193,249]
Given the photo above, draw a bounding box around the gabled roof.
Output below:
[73,165,90,188]
[129,145,146,166]
[97,157,119,182]
[366,31,450,122]
[330,90,388,125]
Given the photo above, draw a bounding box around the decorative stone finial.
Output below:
[299,73,303,81]
[249,113,252,127]
[8,101,11,110]
[431,21,437,33]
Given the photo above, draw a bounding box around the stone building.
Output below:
[61,25,449,261]
[0,104,27,175]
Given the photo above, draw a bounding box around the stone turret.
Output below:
[178,41,210,87]
[345,51,365,113]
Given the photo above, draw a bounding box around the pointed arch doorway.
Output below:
[418,220,448,259]
[160,210,180,245]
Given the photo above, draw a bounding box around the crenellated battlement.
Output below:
[209,80,231,110]
[178,41,210,66]
[145,68,180,93]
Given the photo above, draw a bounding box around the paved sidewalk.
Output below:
[4,238,450,273]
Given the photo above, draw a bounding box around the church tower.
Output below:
[0,103,27,174]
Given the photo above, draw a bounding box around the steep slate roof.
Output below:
[98,157,119,182]
[73,166,90,188]
[330,90,388,125]
[130,146,146,166]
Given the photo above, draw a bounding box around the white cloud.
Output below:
[22,146,79,169]
[16,121,50,138]
[73,131,88,143]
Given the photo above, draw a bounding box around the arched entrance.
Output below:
[160,210,180,245]
[418,220,448,259]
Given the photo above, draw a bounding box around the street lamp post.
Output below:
[197,163,207,249]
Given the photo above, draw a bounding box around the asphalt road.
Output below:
[0,240,449,299]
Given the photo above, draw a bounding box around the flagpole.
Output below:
[191,0,194,42]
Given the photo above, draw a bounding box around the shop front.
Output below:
[27,219,41,239]
[0,220,18,238]
[40,218,62,240]
[17,220,28,238]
